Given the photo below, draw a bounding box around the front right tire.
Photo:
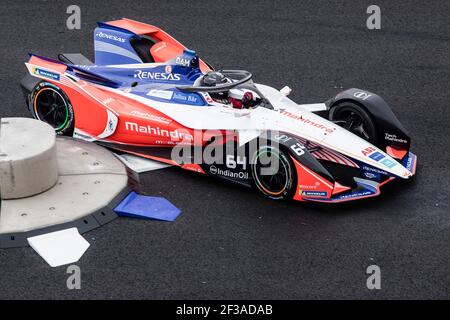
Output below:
[30,82,74,136]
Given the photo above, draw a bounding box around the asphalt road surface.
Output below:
[0,0,449,299]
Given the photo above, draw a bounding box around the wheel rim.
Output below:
[335,109,371,141]
[34,88,69,131]
[252,149,290,197]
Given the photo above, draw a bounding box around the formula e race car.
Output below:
[20,18,417,203]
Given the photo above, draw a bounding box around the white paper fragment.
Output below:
[27,228,90,267]
[114,153,172,173]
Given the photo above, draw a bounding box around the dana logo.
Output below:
[176,56,191,67]
[301,191,327,197]
[134,70,181,81]
[125,121,192,141]
[95,31,126,43]
[32,67,60,81]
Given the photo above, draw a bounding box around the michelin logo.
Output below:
[32,67,60,81]
[125,121,193,141]
[301,191,327,197]
[134,70,181,81]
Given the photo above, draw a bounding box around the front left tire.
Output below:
[329,101,377,144]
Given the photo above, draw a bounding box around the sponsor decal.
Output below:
[209,165,249,179]
[125,121,192,141]
[200,92,214,104]
[405,154,414,171]
[130,110,172,124]
[299,182,320,190]
[301,191,328,197]
[172,92,199,104]
[385,133,408,144]
[369,151,384,161]
[280,110,334,134]
[176,56,191,67]
[95,31,126,43]
[78,65,94,71]
[362,147,397,168]
[353,91,372,100]
[32,67,60,81]
[362,165,388,175]
[147,89,174,100]
[362,146,376,156]
[380,158,396,168]
[337,190,372,200]
[165,65,172,73]
[363,172,379,179]
[134,70,181,81]
[108,119,114,131]
[102,97,115,105]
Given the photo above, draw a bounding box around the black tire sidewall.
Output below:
[30,81,74,136]
[250,146,297,200]
[330,102,377,144]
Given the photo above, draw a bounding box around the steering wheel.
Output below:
[176,70,252,93]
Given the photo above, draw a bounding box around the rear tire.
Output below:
[251,146,297,200]
[330,101,377,144]
[30,82,74,136]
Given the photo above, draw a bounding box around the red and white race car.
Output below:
[21,18,417,202]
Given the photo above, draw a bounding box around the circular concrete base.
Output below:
[0,118,58,199]
[0,130,129,248]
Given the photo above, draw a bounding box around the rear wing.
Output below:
[96,18,212,71]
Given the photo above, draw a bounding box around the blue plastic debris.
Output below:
[114,192,181,222]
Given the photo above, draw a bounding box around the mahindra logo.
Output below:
[134,70,181,81]
[125,121,193,141]
[176,56,191,67]
[280,110,334,134]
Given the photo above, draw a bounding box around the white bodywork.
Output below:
[98,82,412,179]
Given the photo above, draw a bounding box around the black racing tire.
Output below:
[250,146,297,200]
[29,81,74,136]
[329,101,377,144]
